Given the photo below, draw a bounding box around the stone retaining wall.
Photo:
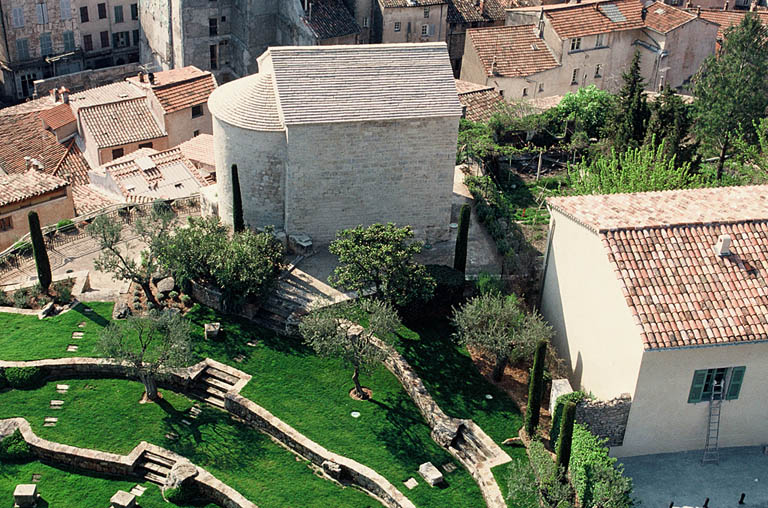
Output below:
[189,280,262,321]
[576,395,632,447]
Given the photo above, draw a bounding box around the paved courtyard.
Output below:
[621,446,768,508]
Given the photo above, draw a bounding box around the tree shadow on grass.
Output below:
[72,303,109,328]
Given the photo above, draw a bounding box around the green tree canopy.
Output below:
[547,85,616,139]
[611,52,650,153]
[328,223,435,307]
[452,293,552,381]
[644,85,695,164]
[693,14,768,178]
[98,310,193,401]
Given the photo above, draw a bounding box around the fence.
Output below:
[0,195,201,277]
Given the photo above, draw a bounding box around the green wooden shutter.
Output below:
[688,369,708,403]
[726,366,746,400]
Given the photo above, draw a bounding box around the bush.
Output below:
[570,424,634,508]
[52,279,73,304]
[0,369,7,389]
[12,288,32,309]
[56,219,74,230]
[147,302,156,311]
[0,429,32,462]
[168,290,179,299]
[0,289,10,307]
[5,367,45,389]
[12,241,31,254]
[157,292,167,302]
[476,272,504,296]
[551,391,586,446]
[528,439,574,508]
[180,294,191,305]
[164,483,197,504]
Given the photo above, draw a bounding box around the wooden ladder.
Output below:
[702,380,724,464]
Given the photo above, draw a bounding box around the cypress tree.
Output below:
[231,164,244,233]
[453,204,471,273]
[28,211,51,294]
[524,339,547,436]
[612,51,649,153]
[556,401,577,479]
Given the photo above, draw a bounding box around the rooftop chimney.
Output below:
[696,6,701,16]
[641,6,648,20]
[491,57,499,76]
[60,87,69,104]
[723,0,728,9]
[713,234,732,257]
[148,72,155,84]
[50,88,60,103]
[138,70,145,82]
[24,156,32,171]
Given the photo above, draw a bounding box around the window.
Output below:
[114,5,123,23]
[83,34,93,51]
[421,24,428,36]
[97,3,107,19]
[424,7,430,17]
[0,217,12,232]
[209,17,218,36]
[40,32,53,56]
[113,31,129,48]
[132,29,140,46]
[139,142,153,149]
[191,104,204,118]
[11,7,24,28]
[538,83,544,92]
[80,6,88,22]
[131,3,138,20]
[522,87,528,97]
[63,31,75,52]
[498,89,504,97]
[20,73,36,97]
[221,15,226,22]
[100,30,109,48]
[16,39,29,60]
[570,37,581,51]
[60,0,71,20]
[209,44,218,70]
[36,2,49,24]
[571,68,579,85]
[112,148,124,159]
[595,33,605,47]
[594,63,602,77]
[688,367,746,403]
[362,16,369,28]
[394,21,401,32]
[193,130,200,137]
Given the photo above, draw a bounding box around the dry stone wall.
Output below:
[576,395,632,447]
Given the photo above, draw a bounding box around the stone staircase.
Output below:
[191,365,240,409]
[136,450,176,485]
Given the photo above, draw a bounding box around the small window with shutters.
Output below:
[688,366,746,403]
[12,7,25,27]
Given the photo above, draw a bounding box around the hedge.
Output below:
[570,424,634,508]
[528,439,573,508]
[0,429,33,462]
[5,367,45,389]
[551,391,586,445]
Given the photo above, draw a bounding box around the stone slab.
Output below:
[110,490,136,508]
[404,477,418,490]
[549,378,574,415]
[13,484,37,507]
[66,345,78,352]
[418,462,444,486]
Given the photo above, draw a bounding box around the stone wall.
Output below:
[576,395,632,447]
[188,280,262,321]
[33,64,142,96]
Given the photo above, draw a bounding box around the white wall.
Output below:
[540,209,645,400]
[379,3,447,43]
[616,341,768,456]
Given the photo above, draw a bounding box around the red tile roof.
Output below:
[303,0,360,40]
[79,98,167,148]
[70,184,118,215]
[39,103,76,130]
[0,111,71,175]
[178,134,215,168]
[466,25,559,77]
[0,170,68,207]
[549,185,768,349]
[456,80,505,122]
[151,74,217,115]
[644,2,697,33]
[696,9,768,39]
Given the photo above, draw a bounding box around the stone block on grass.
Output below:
[110,490,136,508]
[418,462,444,486]
[204,322,221,341]
[13,484,38,507]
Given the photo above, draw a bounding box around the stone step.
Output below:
[194,392,226,409]
[261,298,300,319]
[139,460,171,476]
[201,375,232,392]
[203,366,239,386]
[199,383,228,398]
[251,314,288,335]
[141,471,166,485]
[142,451,176,469]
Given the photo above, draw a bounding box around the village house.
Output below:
[460,0,718,100]
[0,0,140,101]
[446,0,506,75]
[695,8,768,48]
[373,0,449,43]
[540,186,768,457]
[456,78,505,122]
[206,43,461,244]
[0,169,75,251]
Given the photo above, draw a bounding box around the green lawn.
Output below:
[0,461,174,508]
[0,378,374,507]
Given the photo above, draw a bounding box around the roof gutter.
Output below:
[645,338,768,352]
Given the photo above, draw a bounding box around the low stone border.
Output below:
[0,357,414,508]
[0,418,255,508]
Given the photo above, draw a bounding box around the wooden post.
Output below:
[536,151,543,181]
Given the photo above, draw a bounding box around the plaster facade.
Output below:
[374,3,448,43]
[0,187,75,250]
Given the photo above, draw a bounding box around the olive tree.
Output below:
[299,299,400,399]
[98,310,192,401]
[452,293,552,381]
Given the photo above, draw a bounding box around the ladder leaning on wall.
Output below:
[702,380,724,465]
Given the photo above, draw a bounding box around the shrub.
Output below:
[52,279,72,304]
[147,302,156,311]
[525,340,547,436]
[12,241,32,253]
[180,294,191,305]
[0,289,10,307]
[168,290,179,299]
[570,424,635,508]
[556,401,577,477]
[0,429,32,462]
[56,219,74,230]
[165,483,197,504]
[28,211,52,294]
[12,288,32,309]
[0,369,7,389]
[475,272,504,296]
[157,292,167,302]
[551,391,586,445]
[5,367,45,389]
[528,439,574,508]
[454,204,471,273]
[37,295,51,307]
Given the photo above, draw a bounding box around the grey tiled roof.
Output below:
[303,0,360,40]
[79,98,167,148]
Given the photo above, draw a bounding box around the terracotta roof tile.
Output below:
[604,221,768,349]
[644,2,697,32]
[39,103,76,130]
[178,134,215,168]
[0,170,68,207]
[696,9,768,39]
[79,98,166,148]
[466,25,559,77]
[547,185,768,233]
[150,74,217,114]
[0,111,70,175]
[456,80,505,122]
[68,81,146,112]
[70,184,118,215]
[448,0,506,24]
[455,79,491,94]
[303,0,360,39]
